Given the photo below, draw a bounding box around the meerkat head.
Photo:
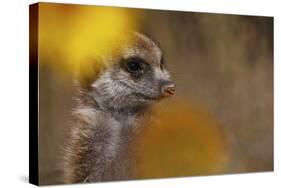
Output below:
[77,32,175,111]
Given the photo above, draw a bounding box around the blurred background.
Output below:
[35,3,273,185]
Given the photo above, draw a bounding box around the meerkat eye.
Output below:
[123,57,147,75]
[127,61,142,72]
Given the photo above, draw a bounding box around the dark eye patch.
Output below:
[122,57,150,78]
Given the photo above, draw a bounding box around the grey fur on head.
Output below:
[62,32,175,183]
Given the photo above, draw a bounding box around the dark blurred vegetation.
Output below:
[37,3,273,185]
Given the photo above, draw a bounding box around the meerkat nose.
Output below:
[162,84,175,97]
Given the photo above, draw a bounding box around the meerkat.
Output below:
[62,32,175,183]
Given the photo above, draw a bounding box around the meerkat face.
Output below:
[86,33,175,111]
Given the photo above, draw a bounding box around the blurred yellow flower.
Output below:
[38,3,138,76]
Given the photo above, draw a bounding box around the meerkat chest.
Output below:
[112,112,139,129]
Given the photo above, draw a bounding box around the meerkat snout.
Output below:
[162,82,175,97]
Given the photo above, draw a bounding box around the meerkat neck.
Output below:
[79,86,147,117]
[74,86,148,138]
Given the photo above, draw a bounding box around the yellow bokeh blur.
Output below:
[133,98,229,178]
[38,3,139,76]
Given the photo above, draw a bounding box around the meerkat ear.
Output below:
[134,31,162,48]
